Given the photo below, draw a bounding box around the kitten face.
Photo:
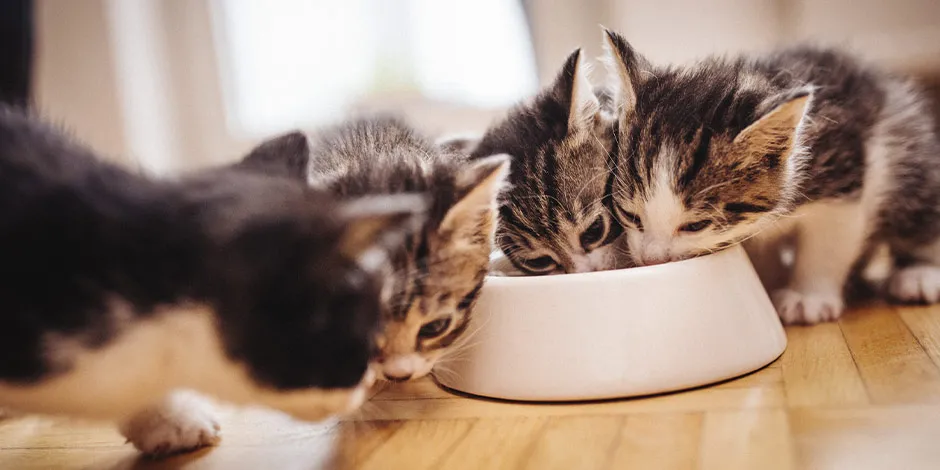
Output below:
[602,30,812,265]
[239,125,509,382]
[376,156,508,381]
[190,175,426,393]
[471,49,624,274]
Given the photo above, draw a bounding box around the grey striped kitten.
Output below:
[243,117,509,381]
[602,29,940,324]
[469,49,628,274]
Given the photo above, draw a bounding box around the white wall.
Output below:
[32,0,940,174]
[603,0,940,73]
[34,0,129,165]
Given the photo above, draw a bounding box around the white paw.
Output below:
[888,266,940,304]
[773,288,845,325]
[120,391,220,457]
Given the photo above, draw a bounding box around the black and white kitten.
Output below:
[601,29,940,324]
[240,116,509,382]
[0,107,422,452]
[468,49,628,275]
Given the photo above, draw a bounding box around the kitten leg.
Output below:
[773,201,867,324]
[745,230,795,294]
[119,390,221,457]
[888,238,940,303]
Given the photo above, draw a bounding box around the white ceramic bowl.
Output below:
[433,245,786,402]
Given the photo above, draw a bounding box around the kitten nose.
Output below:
[643,255,669,266]
[382,355,417,382]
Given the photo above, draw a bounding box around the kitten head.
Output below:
[201,175,427,399]
[602,29,813,265]
[375,154,509,381]
[470,49,623,274]
[235,129,510,382]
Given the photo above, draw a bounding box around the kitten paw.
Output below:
[120,392,220,457]
[772,288,844,325]
[888,266,940,304]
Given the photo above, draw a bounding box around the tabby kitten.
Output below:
[468,49,628,274]
[0,107,420,451]
[601,29,940,324]
[243,116,509,381]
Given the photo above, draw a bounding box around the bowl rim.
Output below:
[485,245,745,286]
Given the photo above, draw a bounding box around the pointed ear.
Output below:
[436,133,481,155]
[601,28,652,114]
[732,90,813,166]
[236,131,310,181]
[337,194,428,260]
[441,155,511,233]
[552,48,600,131]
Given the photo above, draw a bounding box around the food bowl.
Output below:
[433,245,786,402]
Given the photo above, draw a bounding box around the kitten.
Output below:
[0,107,422,452]
[241,116,509,381]
[601,29,940,324]
[467,49,628,274]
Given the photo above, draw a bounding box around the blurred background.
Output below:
[5,0,940,174]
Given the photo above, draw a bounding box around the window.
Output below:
[211,0,537,138]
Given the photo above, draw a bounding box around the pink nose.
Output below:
[636,251,671,266]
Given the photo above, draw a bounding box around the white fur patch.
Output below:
[773,288,844,324]
[632,150,686,264]
[0,304,370,424]
[120,390,221,456]
[770,200,866,324]
[0,306,236,420]
[889,266,940,304]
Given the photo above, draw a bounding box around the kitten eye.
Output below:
[418,317,452,339]
[521,255,557,273]
[619,210,643,231]
[679,219,713,233]
[579,216,607,248]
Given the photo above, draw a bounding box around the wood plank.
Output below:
[371,377,454,401]
[839,306,940,404]
[9,305,940,469]
[328,421,404,469]
[356,419,475,470]
[780,323,869,407]
[359,385,783,421]
[898,305,940,369]
[522,416,623,470]
[436,417,547,470]
[699,410,794,470]
[791,405,940,470]
[713,365,782,390]
[0,449,137,470]
[607,413,702,470]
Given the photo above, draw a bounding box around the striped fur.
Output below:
[470,49,631,274]
[245,117,509,380]
[602,29,940,324]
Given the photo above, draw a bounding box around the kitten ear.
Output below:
[552,48,600,131]
[237,131,310,181]
[601,28,652,114]
[441,154,511,233]
[732,89,813,166]
[436,133,481,155]
[337,194,428,260]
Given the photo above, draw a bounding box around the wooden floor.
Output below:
[4,303,940,469]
